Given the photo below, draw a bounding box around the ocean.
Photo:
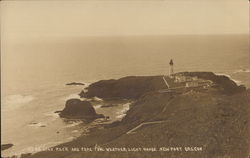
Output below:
[1,35,249,157]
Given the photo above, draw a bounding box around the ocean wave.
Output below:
[92,96,103,102]
[28,122,47,128]
[231,79,242,86]
[63,93,92,102]
[83,82,92,88]
[3,94,34,109]
[233,69,250,74]
[215,73,232,78]
[64,121,82,128]
[63,93,81,101]
[72,130,79,133]
[44,112,60,120]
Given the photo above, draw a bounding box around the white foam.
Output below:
[72,130,79,133]
[63,93,81,101]
[116,113,126,119]
[215,73,232,78]
[116,103,131,119]
[28,122,47,127]
[83,82,92,88]
[63,93,90,101]
[44,112,59,120]
[94,104,102,109]
[64,121,82,128]
[2,94,34,110]
[92,96,103,102]
[231,79,242,86]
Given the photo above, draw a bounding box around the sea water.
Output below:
[1,35,249,157]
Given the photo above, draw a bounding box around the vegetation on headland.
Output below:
[12,72,250,158]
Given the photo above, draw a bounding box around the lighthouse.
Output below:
[169,59,174,76]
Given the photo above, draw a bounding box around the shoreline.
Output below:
[2,97,133,158]
[2,72,249,157]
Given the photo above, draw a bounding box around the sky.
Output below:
[0,0,249,41]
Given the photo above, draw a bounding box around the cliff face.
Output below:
[28,72,249,158]
[1,144,13,151]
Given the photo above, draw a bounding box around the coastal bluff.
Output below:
[80,76,167,99]
[80,72,246,100]
[21,72,249,158]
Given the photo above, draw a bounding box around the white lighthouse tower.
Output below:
[169,59,174,76]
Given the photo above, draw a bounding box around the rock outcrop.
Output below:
[66,82,85,86]
[1,144,13,151]
[59,99,104,121]
[82,76,166,99]
[82,72,246,100]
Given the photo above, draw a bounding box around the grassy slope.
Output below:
[29,89,250,158]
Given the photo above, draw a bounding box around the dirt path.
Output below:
[126,120,169,134]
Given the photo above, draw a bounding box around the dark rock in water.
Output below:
[66,82,85,86]
[1,143,13,151]
[79,90,85,98]
[54,110,62,113]
[29,122,38,125]
[20,153,32,158]
[59,99,105,121]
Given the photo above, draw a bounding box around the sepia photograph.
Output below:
[1,0,249,158]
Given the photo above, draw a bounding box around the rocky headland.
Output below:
[1,144,14,151]
[17,72,250,158]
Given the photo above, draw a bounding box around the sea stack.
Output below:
[59,99,104,121]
